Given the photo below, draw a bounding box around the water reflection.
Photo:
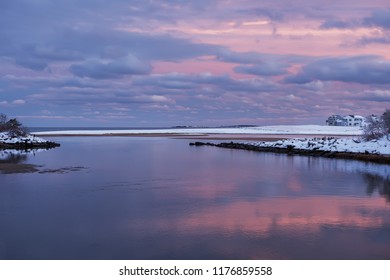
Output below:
[0,137,389,259]
[1,150,29,163]
[364,173,390,202]
[0,149,46,174]
[0,149,48,163]
[0,148,86,174]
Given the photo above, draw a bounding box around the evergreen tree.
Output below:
[0,113,28,137]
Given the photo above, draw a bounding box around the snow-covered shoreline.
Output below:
[243,136,389,155]
[191,136,390,164]
[0,132,60,149]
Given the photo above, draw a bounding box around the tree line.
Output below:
[0,113,28,137]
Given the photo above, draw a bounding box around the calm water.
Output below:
[1,137,389,259]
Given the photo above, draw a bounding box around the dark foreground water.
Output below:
[1,137,389,259]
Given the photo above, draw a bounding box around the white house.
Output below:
[326,115,347,126]
[326,114,367,127]
[344,115,365,127]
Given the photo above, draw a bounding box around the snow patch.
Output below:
[0,132,49,144]
[244,136,390,155]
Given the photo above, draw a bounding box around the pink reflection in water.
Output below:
[146,196,389,237]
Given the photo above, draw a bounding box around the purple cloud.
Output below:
[70,56,152,79]
[133,73,277,93]
[363,9,390,29]
[285,55,390,85]
[318,9,390,32]
[358,35,390,45]
[319,19,355,30]
[1,0,389,126]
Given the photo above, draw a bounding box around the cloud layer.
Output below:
[0,0,389,126]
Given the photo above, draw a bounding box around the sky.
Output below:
[0,0,389,127]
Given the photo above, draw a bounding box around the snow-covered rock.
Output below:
[0,132,60,148]
[245,136,389,155]
[0,132,48,144]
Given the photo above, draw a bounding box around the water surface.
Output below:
[0,137,389,259]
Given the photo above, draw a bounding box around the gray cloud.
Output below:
[1,26,223,72]
[1,0,389,126]
[284,55,390,84]
[217,49,309,65]
[217,50,269,64]
[361,90,390,102]
[319,19,355,30]
[358,35,390,45]
[217,50,296,77]
[363,9,390,29]
[0,0,223,73]
[133,73,277,93]
[319,9,390,31]
[70,56,152,79]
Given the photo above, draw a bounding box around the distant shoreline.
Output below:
[32,125,363,138]
[37,132,358,142]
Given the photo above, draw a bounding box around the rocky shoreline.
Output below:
[189,141,390,165]
[0,140,60,149]
[0,132,60,150]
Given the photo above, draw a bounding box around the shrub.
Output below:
[363,109,390,141]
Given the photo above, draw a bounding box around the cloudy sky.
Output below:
[1,0,389,127]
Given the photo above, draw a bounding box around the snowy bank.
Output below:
[34,125,363,136]
[246,136,389,155]
[190,136,390,164]
[0,132,60,149]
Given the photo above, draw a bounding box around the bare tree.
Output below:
[362,109,390,141]
[363,115,384,141]
[382,109,390,140]
[0,113,8,132]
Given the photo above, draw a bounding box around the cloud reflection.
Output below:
[156,196,388,237]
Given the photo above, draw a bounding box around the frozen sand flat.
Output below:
[34,125,363,136]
